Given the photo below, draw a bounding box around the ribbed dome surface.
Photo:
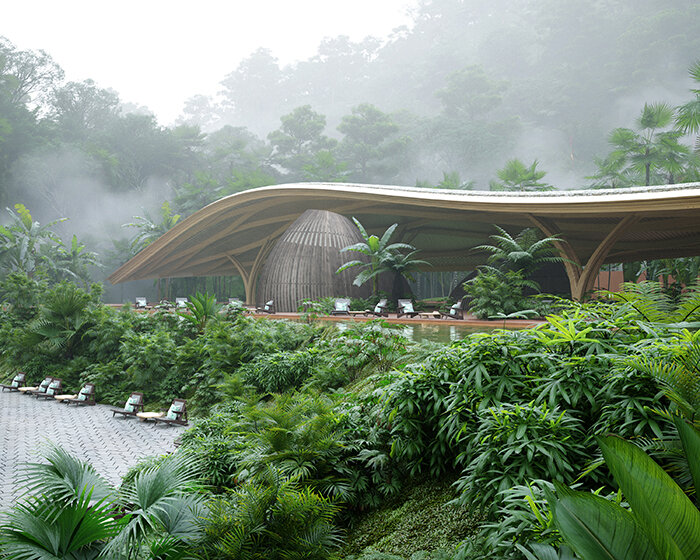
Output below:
[256,210,372,311]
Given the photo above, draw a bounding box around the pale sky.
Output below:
[3,0,417,125]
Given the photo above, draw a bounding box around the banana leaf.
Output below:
[598,435,700,560]
[547,482,658,560]
[673,416,700,499]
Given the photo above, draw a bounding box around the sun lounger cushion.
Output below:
[124,395,140,413]
[166,401,184,420]
[335,300,350,312]
[263,300,273,311]
[46,380,61,396]
[402,301,414,313]
[10,375,22,388]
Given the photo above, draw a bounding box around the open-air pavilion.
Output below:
[108,182,700,303]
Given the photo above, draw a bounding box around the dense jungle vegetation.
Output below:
[0,275,698,559]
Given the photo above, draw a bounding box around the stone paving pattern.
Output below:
[0,391,185,509]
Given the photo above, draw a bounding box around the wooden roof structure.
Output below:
[108,182,700,301]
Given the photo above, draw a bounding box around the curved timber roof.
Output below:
[109,182,700,300]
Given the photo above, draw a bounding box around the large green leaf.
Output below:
[547,482,658,560]
[673,416,700,497]
[598,435,700,560]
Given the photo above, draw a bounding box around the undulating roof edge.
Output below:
[108,181,700,285]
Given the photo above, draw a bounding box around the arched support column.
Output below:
[528,215,583,296]
[528,214,640,300]
[225,254,252,303]
[247,236,277,304]
[226,220,296,305]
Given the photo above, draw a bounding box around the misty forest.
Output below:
[2,0,700,295]
[1,1,700,559]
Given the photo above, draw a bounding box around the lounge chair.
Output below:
[439,300,464,320]
[175,297,188,308]
[135,297,148,309]
[152,398,189,427]
[418,310,441,319]
[62,383,96,406]
[256,300,275,314]
[330,298,352,316]
[364,299,388,317]
[21,376,53,396]
[1,372,26,392]
[397,299,418,318]
[112,392,145,418]
[36,378,62,400]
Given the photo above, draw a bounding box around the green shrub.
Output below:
[240,348,316,393]
[460,480,562,560]
[464,269,537,319]
[330,321,410,377]
[385,362,457,478]
[0,271,46,322]
[196,471,341,560]
[180,412,246,491]
[453,402,587,514]
[81,360,126,405]
[120,330,177,404]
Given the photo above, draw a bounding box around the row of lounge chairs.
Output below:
[133,296,465,319]
[1,373,187,427]
[134,297,276,315]
[330,298,465,320]
[0,374,95,404]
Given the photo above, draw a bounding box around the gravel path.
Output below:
[0,390,185,509]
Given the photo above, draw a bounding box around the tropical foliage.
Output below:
[465,226,568,318]
[0,444,204,559]
[0,281,698,559]
[337,218,428,297]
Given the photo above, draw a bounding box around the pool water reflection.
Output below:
[334,321,489,344]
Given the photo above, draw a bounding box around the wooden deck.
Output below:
[251,311,544,329]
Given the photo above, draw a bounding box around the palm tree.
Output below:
[50,234,103,289]
[26,283,95,359]
[336,218,418,295]
[123,201,181,254]
[586,152,636,189]
[0,445,120,559]
[0,444,204,559]
[607,102,678,186]
[489,159,552,192]
[675,60,700,147]
[473,226,567,280]
[381,249,431,300]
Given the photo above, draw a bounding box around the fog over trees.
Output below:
[1,0,700,288]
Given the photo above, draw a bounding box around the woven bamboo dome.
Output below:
[255,210,372,312]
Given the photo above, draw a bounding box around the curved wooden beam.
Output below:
[573,214,640,299]
[527,214,582,297]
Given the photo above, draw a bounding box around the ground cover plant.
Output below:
[0,279,698,559]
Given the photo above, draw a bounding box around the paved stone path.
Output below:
[0,391,185,509]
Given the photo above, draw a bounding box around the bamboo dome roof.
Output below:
[255,210,372,311]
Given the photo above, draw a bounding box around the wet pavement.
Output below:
[0,390,185,508]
